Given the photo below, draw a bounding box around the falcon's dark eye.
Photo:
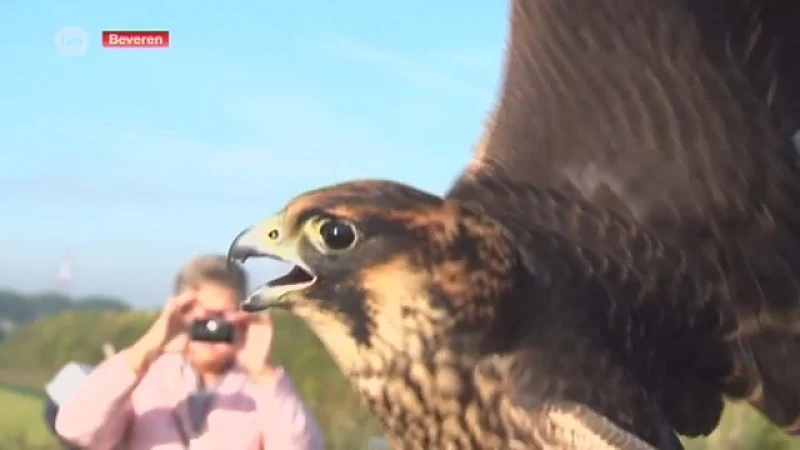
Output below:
[318,218,358,251]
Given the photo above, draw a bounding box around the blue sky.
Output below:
[0,1,507,307]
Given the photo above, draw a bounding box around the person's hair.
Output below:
[173,254,249,301]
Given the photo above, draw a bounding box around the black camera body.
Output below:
[189,316,235,343]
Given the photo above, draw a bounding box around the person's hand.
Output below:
[143,291,198,352]
[125,291,196,374]
[236,313,279,384]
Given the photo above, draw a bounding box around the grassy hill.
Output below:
[0,309,154,371]
[0,386,59,449]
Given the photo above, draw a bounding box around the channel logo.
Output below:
[54,26,90,57]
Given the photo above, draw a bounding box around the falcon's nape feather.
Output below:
[227,0,800,448]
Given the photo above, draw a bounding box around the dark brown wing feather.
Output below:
[451,0,800,327]
[475,346,683,449]
[447,0,800,439]
[466,187,739,439]
[686,0,800,136]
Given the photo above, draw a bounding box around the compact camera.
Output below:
[189,316,235,343]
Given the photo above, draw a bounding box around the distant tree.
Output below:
[26,292,73,317]
[73,295,129,311]
[0,287,131,330]
[0,288,37,324]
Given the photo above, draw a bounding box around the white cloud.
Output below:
[427,47,500,72]
[322,37,487,99]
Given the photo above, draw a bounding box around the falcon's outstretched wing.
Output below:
[447,0,800,438]
[450,0,800,325]
[475,350,683,450]
[686,0,800,136]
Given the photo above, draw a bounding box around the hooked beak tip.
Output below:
[227,246,255,265]
[227,227,260,266]
[240,294,270,313]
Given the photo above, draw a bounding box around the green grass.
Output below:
[0,387,59,449]
[0,369,51,393]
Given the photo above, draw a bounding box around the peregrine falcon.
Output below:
[228,0,800,448]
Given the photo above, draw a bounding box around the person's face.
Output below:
[184,282,244,373]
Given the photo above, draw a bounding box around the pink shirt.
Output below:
[55,352,324,450]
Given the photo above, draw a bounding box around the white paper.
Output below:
[45,362,94,405]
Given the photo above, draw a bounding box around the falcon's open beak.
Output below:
[226,215,316,312]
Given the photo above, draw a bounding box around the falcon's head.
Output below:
[227,179,522,375]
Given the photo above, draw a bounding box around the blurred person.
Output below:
[55,254,324,450]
